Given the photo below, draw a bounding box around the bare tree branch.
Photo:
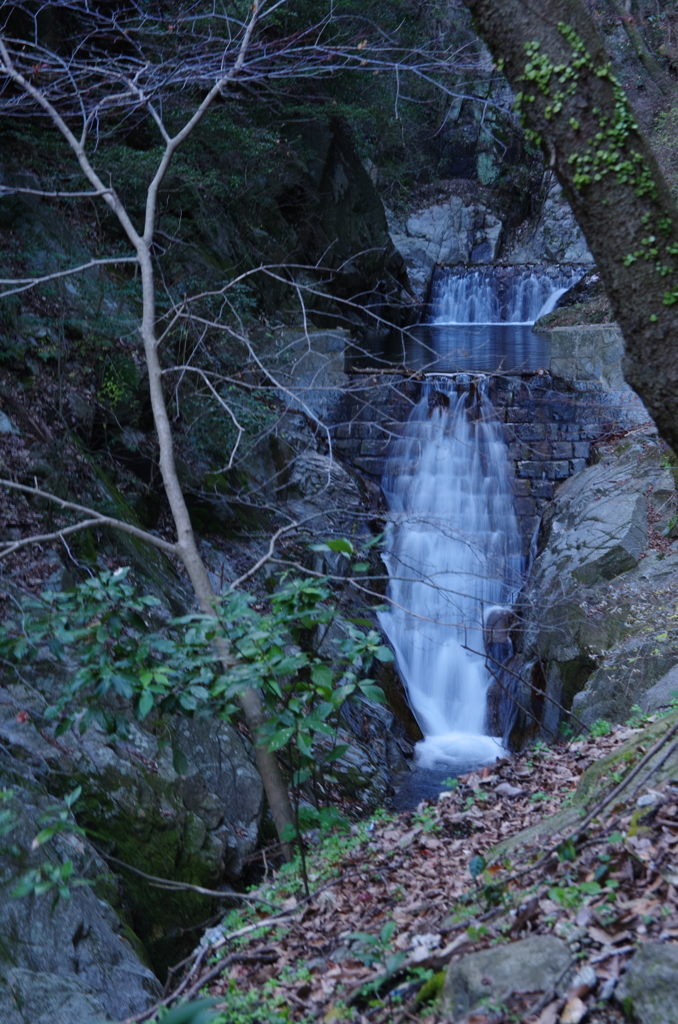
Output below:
[0,480,179,557]
[0,257,138,299]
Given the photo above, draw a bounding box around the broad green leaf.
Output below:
[358,682,386,703]
[311,664,333,688]
[325,538,353,554]
[469,855,486,880]
[11,876,37,898]
[579,881,602,895]
[137,690,155,721]
[33,828,56,847]
[172,746,190,776]
[384,951,407,976]
[297,731,314,757]
[64,786,81,808]
[323,744,350,763]
[374,646,394,662]
[333,684,356,703]
[266,726,295,751]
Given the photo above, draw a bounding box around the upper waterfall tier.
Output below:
[428,266,583,326]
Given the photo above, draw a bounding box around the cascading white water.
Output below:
[378,379,523,768]
[429,266,582,325]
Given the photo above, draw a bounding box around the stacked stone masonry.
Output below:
[331,373,650,554]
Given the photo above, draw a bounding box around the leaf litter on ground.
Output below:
[150,719,678,1024]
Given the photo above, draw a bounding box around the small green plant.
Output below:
[151,1000,221,1024]
[590,718,613,738]
[627,704,650,728]
[6,787,94,904]
[414,969,444,1006]
[412,805,442,834]
[559,720,575,740]
[348,920,407,987]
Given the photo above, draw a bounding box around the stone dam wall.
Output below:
[328,325,650,553]
[273,324,651,554]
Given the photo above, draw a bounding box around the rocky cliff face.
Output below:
[514,437,678,742]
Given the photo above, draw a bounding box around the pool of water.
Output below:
[354,323,550,374]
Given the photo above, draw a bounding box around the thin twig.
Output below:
[98,851,279,906]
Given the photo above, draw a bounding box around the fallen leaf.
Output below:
[560,995,587,1023]
[495,782,526,797]
[535,1000,562,1024]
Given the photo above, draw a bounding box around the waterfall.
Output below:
[378,378,523,769]
[428,266,582,325]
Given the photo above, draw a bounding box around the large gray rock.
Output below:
[528,447,651,601]
[385,199,502,299]
[0,696,262,881]
[515,439,678,737]
[640,664,678,714]
[0,780,161,1022]
[616,942,678,1024]
[442,935,572,1021]
[0,971,107,1024]
[506,174,593,264]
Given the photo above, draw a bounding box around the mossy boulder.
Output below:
[0,673,263,974]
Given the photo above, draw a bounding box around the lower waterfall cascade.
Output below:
[378,377,524,770]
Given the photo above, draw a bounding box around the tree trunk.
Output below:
[463,0,678,452]
[137,249,296,858]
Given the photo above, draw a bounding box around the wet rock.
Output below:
[442,935,572,1020]
[616,941,678,1024]
[271,327,350,423]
